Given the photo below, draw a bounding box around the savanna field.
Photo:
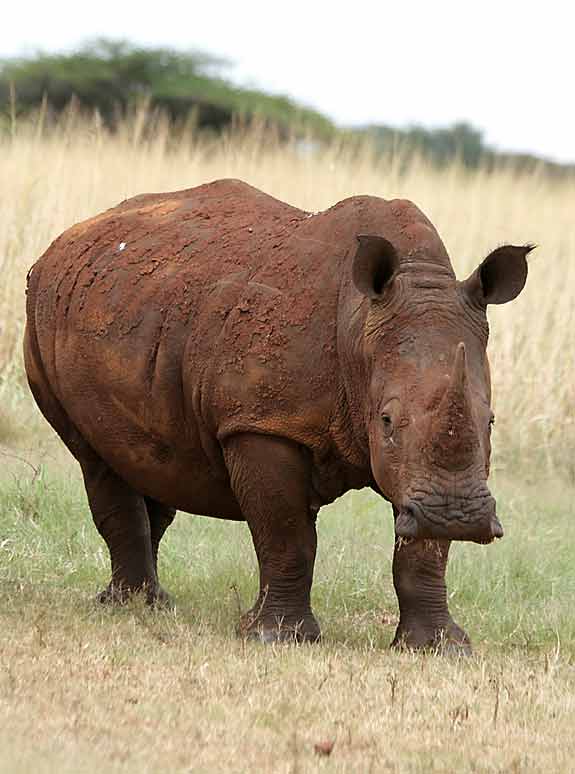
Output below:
[1,114,574,772]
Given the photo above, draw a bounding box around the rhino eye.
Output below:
[488,415,495,432]
[382,413,394,437]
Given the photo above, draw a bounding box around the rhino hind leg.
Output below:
[80,457,165,606]
[24,325,171,606]
[144,497,176,607]
[224,434,321,643]
[391,534,471,655]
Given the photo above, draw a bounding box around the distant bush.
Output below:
[358,121,575,177]
[0,39,334,137]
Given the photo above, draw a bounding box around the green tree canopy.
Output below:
[0,39,334,135]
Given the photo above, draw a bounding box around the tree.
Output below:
[0,39,333,135]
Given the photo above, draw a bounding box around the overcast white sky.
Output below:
[2,0,574,162]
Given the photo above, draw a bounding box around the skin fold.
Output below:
[23,179,531,649]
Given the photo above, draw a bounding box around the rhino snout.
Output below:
[395,495,503,543]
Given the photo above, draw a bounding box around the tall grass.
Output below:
[1,109,574,476]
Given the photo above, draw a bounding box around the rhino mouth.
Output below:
[395,497,503,544]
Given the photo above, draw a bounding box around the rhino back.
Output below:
[28,180,348,492]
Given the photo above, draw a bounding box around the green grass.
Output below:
[1,465,573,655]
[1,463,574,772]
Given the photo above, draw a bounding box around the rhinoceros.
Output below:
[24,179,531,651]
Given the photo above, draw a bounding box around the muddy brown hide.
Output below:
[24,179,530,649]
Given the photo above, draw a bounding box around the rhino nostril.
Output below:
[490,516,504,539]
[395,503,420,539]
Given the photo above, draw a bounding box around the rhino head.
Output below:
[350,229,532,543]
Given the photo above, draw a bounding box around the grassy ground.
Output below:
[1,456,574,772]
[1,117,575,771]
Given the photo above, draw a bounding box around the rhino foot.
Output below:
[96,582,174,609]
[391,619,472,656]
[238,611,321,644]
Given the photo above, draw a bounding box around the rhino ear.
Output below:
[352,235,399,299]
[461,244,534,306]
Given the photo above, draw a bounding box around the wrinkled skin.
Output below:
[24,179,531,650]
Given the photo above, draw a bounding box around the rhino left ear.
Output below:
[352,235,399,300]
[461,244,535,306]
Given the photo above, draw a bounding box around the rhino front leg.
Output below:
[224,434,321,643]
[391,534,471,654]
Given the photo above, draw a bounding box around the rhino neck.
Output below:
[332,273,373,473]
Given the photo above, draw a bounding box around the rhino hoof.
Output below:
[239,614,321,644]
[392,622,472,656]
[96,583,174,609]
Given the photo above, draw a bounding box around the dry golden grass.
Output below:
[1,112,574,475]
[1,612,574,773]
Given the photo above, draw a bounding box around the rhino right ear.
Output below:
[461,244,534,306]
[352,235,399,299]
